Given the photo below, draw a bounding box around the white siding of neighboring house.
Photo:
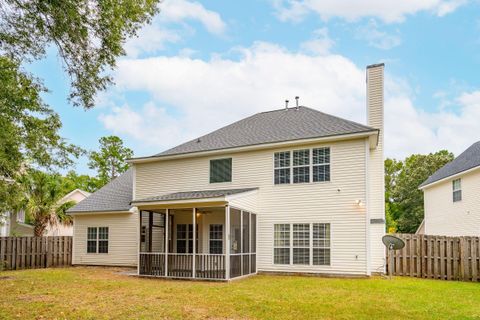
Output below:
[423,168,480,237]
[72,212,138,266]
[135,138,372,275]
[367,65,386,274]
[46,190,90,237]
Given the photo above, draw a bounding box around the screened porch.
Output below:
[138,206,257,281]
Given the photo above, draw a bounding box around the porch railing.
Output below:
[139,253,227,280]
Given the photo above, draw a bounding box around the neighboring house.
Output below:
[419,141,480,236]
[67,63,386,280]
[0,210,34,237]
[44,189,91,236]
[0,189,90,237]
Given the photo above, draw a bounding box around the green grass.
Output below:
[1,267,479,319]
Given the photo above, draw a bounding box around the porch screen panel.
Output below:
[230,208,242,278]
[151,212,165,253]
[242,211,250,254]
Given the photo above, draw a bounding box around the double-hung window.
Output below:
[274,223,330,266]
[273,224,290,264]
[313,147,330,182]
[209,224,223,254]
[293,150,310,183]
[274,152,290,184]
[312,223,330,265]
[452,179,462,202]
[87,227,109,254]
[293,224,310,264]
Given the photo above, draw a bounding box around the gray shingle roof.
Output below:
[146,106,375,158]
[132,188,258,203]
[420,141,480,188]
[67,169,133,213]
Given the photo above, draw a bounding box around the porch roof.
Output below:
[132,188,258,205]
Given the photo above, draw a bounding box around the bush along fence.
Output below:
[0,236,72,271]
[386,234,480,282]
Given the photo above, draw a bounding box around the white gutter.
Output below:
[128,131,378,164]
[419,165,480,190]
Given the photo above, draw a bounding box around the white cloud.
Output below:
[300,28,334,55]
[356,20,402,50]
[124,0,226,58]
[272,0,468,23]
[100,42,480,159]
[160,0,226,35]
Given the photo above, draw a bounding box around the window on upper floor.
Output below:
[453,179,462,202]
[274,151,291,184]
[210,158,232,183]
[274,147,330,185]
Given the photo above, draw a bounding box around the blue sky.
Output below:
[27,0,480,175]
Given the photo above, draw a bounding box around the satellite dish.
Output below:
[382,235,405,279]
[382,235,405,250]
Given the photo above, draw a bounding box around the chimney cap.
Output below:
[366,63,385,69]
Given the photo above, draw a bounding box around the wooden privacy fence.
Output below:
[386,234,480,282]
[0,236,72,271]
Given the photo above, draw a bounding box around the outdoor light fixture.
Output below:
[355,199,363,206]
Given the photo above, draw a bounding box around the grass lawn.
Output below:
[1,267,479,319]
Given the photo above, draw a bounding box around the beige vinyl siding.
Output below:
[367,65,386,273]
[424,168,480,236]
[228,192,258,213]
[136,138,370,275]
[73,212,138,266]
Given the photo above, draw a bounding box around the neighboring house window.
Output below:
[209,224,223,254]
[274,223,330,266]
[176,224,198,253]
[274,151,290,184]
[210,158,232,183]
[293,149,310,183]
[273,224,290,264]
[87,227,109,254]
[453,179,462,202]
[313,148,330,182]
[274,147,330,185]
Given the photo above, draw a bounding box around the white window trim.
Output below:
[273,223,331,267]
[86,226,109,254]
[273,147,331,185]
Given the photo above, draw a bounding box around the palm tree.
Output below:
[20,170,75,237]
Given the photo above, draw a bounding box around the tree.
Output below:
[0,0,159,109]
[60,171,103,194]
[385,150,454,233]
[88,136,133,185]
[0,56,83,212]
[20,170,76,237]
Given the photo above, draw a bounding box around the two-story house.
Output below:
[418,141,480,236]
[67,63,386,280]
